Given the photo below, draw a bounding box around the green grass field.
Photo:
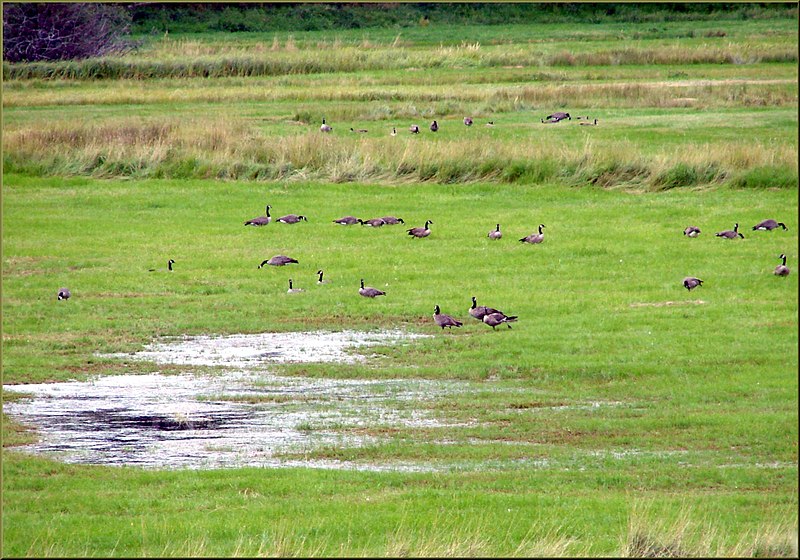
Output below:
[2,14,798,557]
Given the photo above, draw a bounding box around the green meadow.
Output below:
[2,12,798,557]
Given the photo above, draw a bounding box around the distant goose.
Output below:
[350,127,368,133]
[57,287,71,301]
[287,279,304,294]
[407,220,433,238]
[244,205,272,226]
[391,127,397,136]
[463,117,473,126]
[483,311,518,330]
[409,125,420,134]
[715,223,744,239]
[546,112,571,121]
[774,254,790,277]
[519,224,545,244]
[429,120,439,132]
[683,226,701,238]
[277,214,308,224]
[752,219,787,231]
[469,296,502,321]
[485,121,494,127]
[316,269,330,284]
[576,116,592,120]
[488,224,502,239]
[433,305,463,330]
[579,119,598,126]
[149,259,175,272]
[320,118,332,133]
[380,216,405,225]
[683,277,703,291]
[333,215,359,225]
[359,218,385,227]
[359,279,386,298]
[258,255,299,268]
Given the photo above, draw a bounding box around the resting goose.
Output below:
[545,112,570,121]
[149,259,175,272]
[683,277,703,291]
[752,219,787,231]
[380,216,405,225]
[485,121,494,127]
[244,205,272,226]
[683,226,701,238]
[333,215,359,225]
[774,254,790,276]
[520,224,545,244]
[407,220,433,238]
[316,269,330,284]
[277,214,308,224]
[488,224,502,240]
[483,312,518,330]
[715,223,744,239]
[57,287,71,301]
[390,127,397,136]
[359,218,385,227]
[469,296,501,321]
[287,279,304,294]
[350,127,368,133]
[258,255,299,268]
[579,119,598,126]
[409,125,420,134]
[433,305,462,330]
[429,120,439,132]
[320,118,332,133]
[463,117,473,126]
[359,279,386,298]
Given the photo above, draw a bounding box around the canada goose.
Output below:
[350,127,368,133]
[391,127,397,136]
[380,216,405,225]
[359,218,385,227]
[463,117,473,126]
[483,311,518,330]
[576,116,592,120]
[287,279,304,294]
[469,296,501,321]
[333,215,359,225]
[683,277,703,291]
[359,279,386,298]
[57,287,71,301]
[407,220,433,238]
[277,214,308,224]
[519,224,545,244]
[433,305,463,330]
[430,120,439,132]
[715,223,744,239]
[409,125,420,134]
[320,118,332,133]
[316,269,330,284]
[683,226,701,237]
[485,121,494,127]
[774,254,790,276]
[752,219,788,231]
[149,259,175,272]
[546,112,571,121]
[244,205,272,226]
[579,119,598,126]
[488,224,502,239]
[258,255,299,268]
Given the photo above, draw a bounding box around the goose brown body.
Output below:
[407,220,433,238]
[259,255,299,267]
[359,279,385,298]
[245,205,272,226]
[433,305,462,329]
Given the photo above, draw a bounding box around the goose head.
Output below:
[434,304,441,314]
[168,259,175,271]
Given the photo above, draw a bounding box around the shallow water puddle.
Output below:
[3,330,458,471]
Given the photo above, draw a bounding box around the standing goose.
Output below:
[258,255,299,268]
[752,219,788,231]
[409,125,420,134]
[429,120,439,132]
[244,205,272,226]
[520,224,545,244]
[469,296,502,321]
[683,277,703,291]
[488,224,502,240]
[433,305,463,330]
[287,279,304,294]
[359,279,386,298]
[57,287,71,301]
[277,214,308,224]
[316,269,330,284]
[320,118,332,133]
[380,216,405,225]
[359,218,386,227]
[683,226,701,238]
[333,215,359,225]
[715,223,744,239]
[483,311,518,330]
[774,254,790,276]
[407,220,433,238]
[463,117,473,126]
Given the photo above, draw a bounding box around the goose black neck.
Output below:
[471,297,477,309]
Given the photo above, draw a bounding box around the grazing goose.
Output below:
[409,125,420,134]
[463,117,473,126]
[287,279,304,294]
[258,255,299,268]
[488,224,502,240]
[359,218,385,227]
[483,311,518,330]
[277,214,308,224]
[774,254,790,277]
[752,219,788,231]
[244,205,272,226]
[579,119,598,126]
[57,287,71,301]
[359,279,386,298]
[316,269,330,284]
[350,127,368,133]
[715,223,744,239]
[546,111,571,121]
[407,220,433,238]
[683,226,701,238]
[429,120,439,132]
[469,296,502,321]
[320,118,332,133]
[380,216,405,225]
[433,305,463,330]
[683,277,704,291]
[391,127,397,136]
[149,259,175,272]
[333,215,359,225]
[519,224,545,244]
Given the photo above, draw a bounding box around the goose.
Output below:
[483,311,518,330]
[519,224,545,244]
[244,205,272,226]
[258,255,299,268]
[546,112,571,121]
[752,219,788,231]
[359,218,385,227]
[320,118,332,133]
[390,127,397,136]
[488,224,502,239]
[774,254,790,277]
[350,127,368,133]
[409,125,420,134]
[433,305,463,330]
[149,259,175,272]
[579,119,598,126]
[277,214,308,224]
[287,279,304,294]
[316,269,330,284]
[359,279,386,298]
[576,116,592,120]
[683,277,703,291]
[715,223,744,239]
[380,216,405,225]
[463,117,473,126]
[683,226,701,238]
[485,121,494,127]
[407,220,433,238]
[429,120,439,132]
[333,215,359,225]
[57,287,71,301]
[469,296,502,321]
